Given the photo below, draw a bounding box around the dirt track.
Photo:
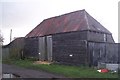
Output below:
[2,64,65,78]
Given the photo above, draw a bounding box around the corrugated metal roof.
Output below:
[25,9,111,38]
[3,37,24,47]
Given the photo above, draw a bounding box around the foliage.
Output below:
[0,30,4,44]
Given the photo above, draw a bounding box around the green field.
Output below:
[3,59,118,78]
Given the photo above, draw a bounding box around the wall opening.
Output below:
[38,35,52,61]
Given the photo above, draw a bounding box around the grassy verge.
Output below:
[3,59,118,78]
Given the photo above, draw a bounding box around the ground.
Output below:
[2,64,65,78]
[2,59,118,79]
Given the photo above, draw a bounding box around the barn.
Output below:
[2,37,24,59]
[23,9,117,66]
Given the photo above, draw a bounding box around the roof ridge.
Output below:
[43,9,86,21]
[83,10,90,30]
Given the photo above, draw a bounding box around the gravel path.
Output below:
[2,64,65,78]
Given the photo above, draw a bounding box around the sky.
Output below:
[0,0,119,45]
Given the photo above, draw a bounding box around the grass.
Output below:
[3,59,119,78]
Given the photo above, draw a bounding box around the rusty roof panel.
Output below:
[25,9,111,38]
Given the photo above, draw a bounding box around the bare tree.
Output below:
[0,30,4,45]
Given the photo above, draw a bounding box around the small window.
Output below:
[104,34,107,42]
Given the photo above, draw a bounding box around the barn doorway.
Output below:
[38,35,52,62]
[46,35,52,61]
[88,42,106,67]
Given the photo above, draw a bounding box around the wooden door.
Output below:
[46,35,52,61]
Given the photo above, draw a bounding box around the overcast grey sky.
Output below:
[0,0,119,45]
